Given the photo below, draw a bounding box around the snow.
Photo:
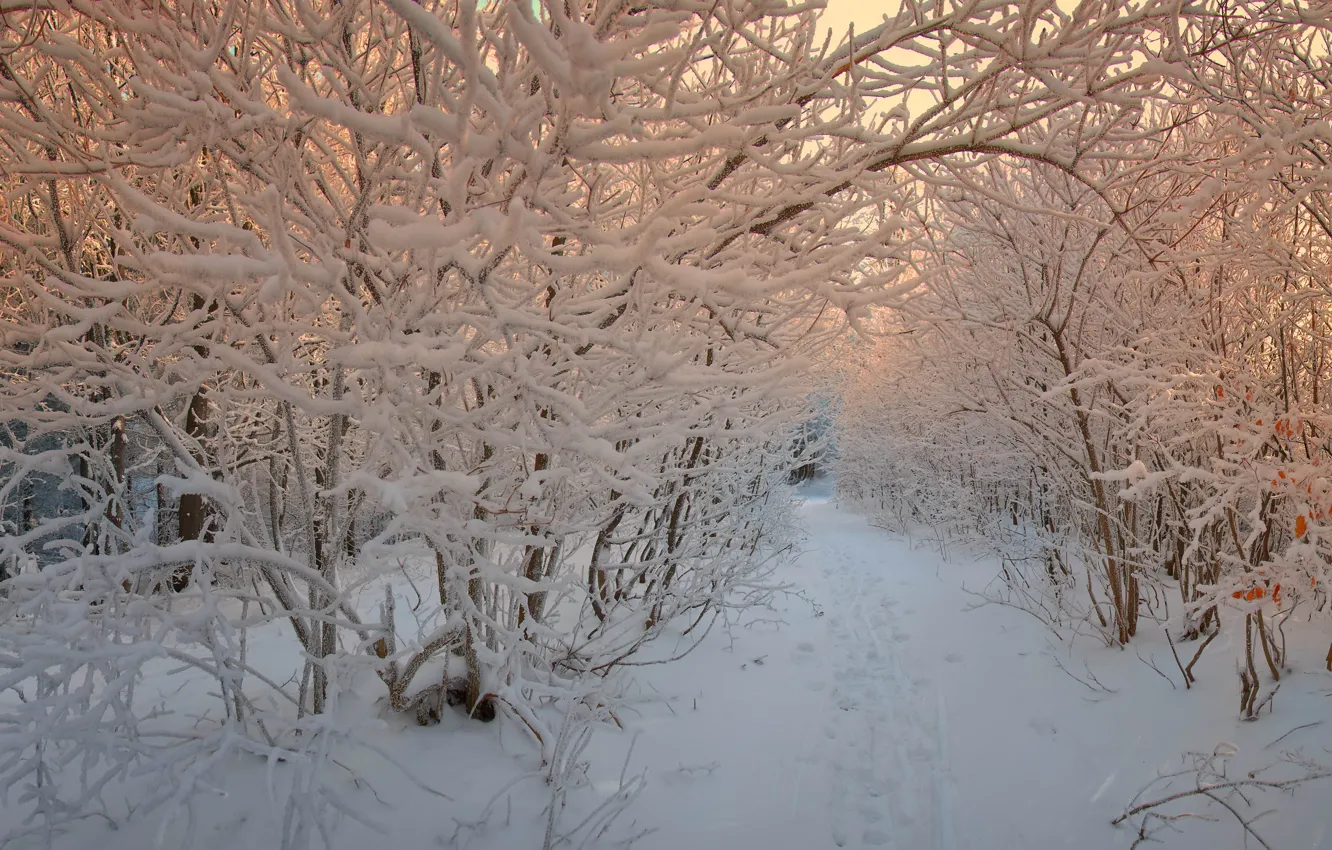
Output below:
[8,482,1332,850]
[5,2,1331,847]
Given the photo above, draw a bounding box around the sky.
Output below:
[818,0,889,47]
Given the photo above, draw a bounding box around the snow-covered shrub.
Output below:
[836,8,1332,701]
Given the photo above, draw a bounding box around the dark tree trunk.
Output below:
[173,372,212,591]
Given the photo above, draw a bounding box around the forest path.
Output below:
[799,492,959,850]
[603,483,973,850]
[794,493,957,850]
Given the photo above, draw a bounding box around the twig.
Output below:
[1135,648,1177,690]
[1114,748,1332,849]
[1184,627,1218,683]
[1264,721,1323,751]
[1048,648,1115,696]
[1246,683,1280,720]
[1164,628,1190,689]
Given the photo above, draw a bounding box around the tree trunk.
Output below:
[173,380,211,592]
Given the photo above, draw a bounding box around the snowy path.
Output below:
[803,507,953,849]
[612,489,973,850]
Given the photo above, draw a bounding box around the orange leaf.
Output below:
[1296,515,1308,538]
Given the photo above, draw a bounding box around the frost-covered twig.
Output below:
[1114,745,1332,849]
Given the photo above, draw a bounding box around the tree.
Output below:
[835,0,1332,722]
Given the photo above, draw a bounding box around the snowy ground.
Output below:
[594,487,1331,850]
[16,483,1332,850]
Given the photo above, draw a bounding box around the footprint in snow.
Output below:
[1029,718,1058,737]
[796,641,816,653]
[863,828,891,846]
[907,745,935,763]
[849,765,877,784]
[891,631,911,643]
[944,652,964,663]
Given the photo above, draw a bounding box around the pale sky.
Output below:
[817,0,891,47]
